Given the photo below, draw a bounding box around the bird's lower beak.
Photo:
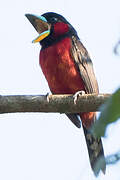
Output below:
[25,14,50,43]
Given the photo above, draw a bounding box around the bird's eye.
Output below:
[50,17,58,23]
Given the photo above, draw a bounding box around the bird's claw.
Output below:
[46,92,50,102]
[73,90,85,104]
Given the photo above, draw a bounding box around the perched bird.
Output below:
[25,12,106,176]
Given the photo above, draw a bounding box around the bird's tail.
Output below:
[81,112,106,176]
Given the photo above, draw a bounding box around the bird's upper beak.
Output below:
[25,14,50,43]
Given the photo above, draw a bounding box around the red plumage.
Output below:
[40,37,85,94]
[40,37,94,129]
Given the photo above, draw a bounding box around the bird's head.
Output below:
[25,12,77,47]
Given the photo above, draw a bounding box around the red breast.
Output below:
[40,37,85,94]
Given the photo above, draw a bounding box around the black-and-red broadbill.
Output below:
[25,12,106,176]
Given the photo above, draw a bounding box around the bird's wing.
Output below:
[71,36,99,94]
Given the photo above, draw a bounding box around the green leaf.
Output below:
[92,88,120,137]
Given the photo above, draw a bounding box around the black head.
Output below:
[42,12,69,24]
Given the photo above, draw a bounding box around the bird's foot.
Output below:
[73,90,85,104]
[46,92,51,102]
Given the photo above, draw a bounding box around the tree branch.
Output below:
[0,94,111,114]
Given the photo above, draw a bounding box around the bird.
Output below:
[25,12,106,176]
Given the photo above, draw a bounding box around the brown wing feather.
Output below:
[71,36,99,94]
